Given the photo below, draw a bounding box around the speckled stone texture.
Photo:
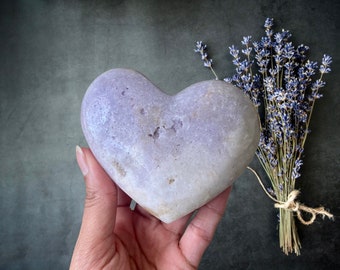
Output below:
[81,68,260,222]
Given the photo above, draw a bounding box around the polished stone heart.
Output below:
[81,68,260,223]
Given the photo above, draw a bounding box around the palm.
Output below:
[114,210,193,269]
[70,147,231,270]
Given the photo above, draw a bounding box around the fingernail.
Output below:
[76,145,89,176]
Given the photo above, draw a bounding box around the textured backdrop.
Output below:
[0,0,339,269]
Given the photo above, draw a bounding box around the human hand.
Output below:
[70,146,231,270]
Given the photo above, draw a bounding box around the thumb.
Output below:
[75,146,117,245]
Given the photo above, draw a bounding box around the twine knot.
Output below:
[274,190,334,225]
[246,167,334,226]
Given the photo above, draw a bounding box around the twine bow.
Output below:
[247,167,334,225]
[274,190,334,225]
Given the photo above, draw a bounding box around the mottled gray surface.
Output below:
[0,0,339,269]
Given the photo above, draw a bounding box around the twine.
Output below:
[247,167,334,225]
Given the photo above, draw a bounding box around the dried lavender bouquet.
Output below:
[195,18,333,255]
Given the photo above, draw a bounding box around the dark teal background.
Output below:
[1,0,339,269]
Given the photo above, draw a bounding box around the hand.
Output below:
[70,146,231,270]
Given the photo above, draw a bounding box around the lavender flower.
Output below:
[320,54,332,74]
[225,19,332,255]
[267,187,276,197]
[194,41,218,80]
[292,159,303,179]
[264,18,274,28]
[194,18,332,255]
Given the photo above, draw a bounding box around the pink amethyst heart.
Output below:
[81,69,260,223]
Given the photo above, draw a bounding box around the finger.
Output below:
[179,187,232,267]
[117,187,131,207]
[134,203,158,219]
[162,212,192,237]
[75,146,118,244]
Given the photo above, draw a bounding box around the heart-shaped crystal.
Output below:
[81,69,260,223]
